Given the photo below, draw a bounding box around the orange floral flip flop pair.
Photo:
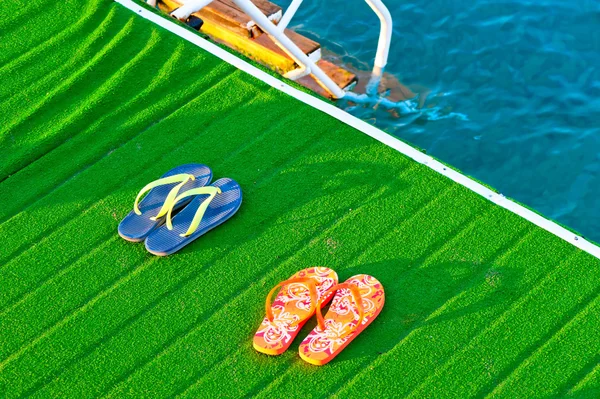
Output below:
[253,267,385,365]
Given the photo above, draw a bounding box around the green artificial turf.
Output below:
[1,0,600,397]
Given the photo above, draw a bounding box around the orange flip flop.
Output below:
[253,267,338,355]
[298,274,385,365]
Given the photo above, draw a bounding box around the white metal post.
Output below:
[232,0,346,98]
[276,0,303,32]
[164,0,393,99]
[365,0,392,69]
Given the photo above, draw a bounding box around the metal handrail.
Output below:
[169,0,393,99]
[275,0,302,31]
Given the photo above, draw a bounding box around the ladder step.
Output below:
[162,0,279,38]
[161,0,319,72]
[253,29,321,62]
[220,0,282,24]
[296,59,358,99]
[157,0,358,98]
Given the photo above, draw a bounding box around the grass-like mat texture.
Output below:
[1,0,600,397]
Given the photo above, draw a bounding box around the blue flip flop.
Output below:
[145,178,242,256]
[118,164,212,242]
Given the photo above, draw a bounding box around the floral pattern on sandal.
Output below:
[299,274,385,365]
[253,267,338,355]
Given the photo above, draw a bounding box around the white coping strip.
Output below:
[116,0,600,260]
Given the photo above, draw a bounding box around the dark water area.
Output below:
[274,0,600,242]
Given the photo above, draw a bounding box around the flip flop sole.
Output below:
[298,274,385,365]
[144,178,242,256]
[253,267,339,356]
[118,217,166,242]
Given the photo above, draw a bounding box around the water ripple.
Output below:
[274,0,600,241]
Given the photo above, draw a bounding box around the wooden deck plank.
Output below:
[161,0,319,71]
[220,0,281,22]
[297,59,358,98]
[253,28,320,59]
[199,21,299,72]
[163,0,254,37]
[159,0,356,96]
[163,0,280,38]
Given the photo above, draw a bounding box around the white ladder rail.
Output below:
[169,0,393,99]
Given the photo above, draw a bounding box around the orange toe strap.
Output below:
[316,283,364,337]
[265,277,318,325]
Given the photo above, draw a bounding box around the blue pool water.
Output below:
[275,0,600,242]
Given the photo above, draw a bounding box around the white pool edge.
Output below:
[116,0,600,260]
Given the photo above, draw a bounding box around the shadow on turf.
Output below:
[174,156,412,257]
[18,141,539,397]
[335,257,523,358]
[84,153,415,396]
[135,152,565,398]
[268,226,529,396]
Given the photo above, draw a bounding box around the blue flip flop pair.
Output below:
[118,164,242,256]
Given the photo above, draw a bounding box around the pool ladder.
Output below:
[160,0,393,100]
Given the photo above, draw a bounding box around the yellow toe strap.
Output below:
[133,173,195,220]
[166,186,222,237]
